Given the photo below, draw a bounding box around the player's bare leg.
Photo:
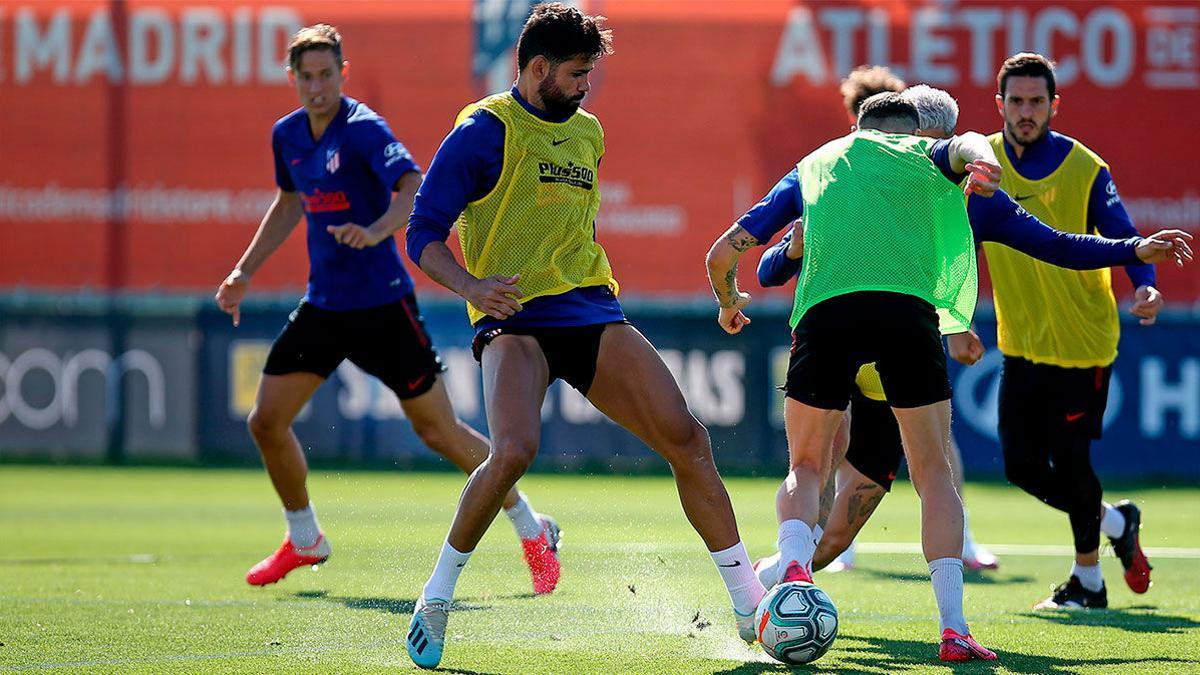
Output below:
[814,465,886,571]
[409,336,550,668]
[401,378,561,593]
[948,436,998,570]
[245,372,331,585]
[775,398,844,582]
[400,379,522,510]
[444,336,550,553]
[248,373,324,509]
[893,401,994,661]
[584,323,765,640]
[894,401,963,563]
[755,415,852,586]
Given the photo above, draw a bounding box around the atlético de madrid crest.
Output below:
[326,148,340,174]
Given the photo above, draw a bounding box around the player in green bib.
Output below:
[706,93,1000,663]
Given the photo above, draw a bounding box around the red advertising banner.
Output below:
[1,1,1196,301]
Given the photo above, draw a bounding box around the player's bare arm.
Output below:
[327,170,422,249]
[705,224,759,334]
[215,189,304,326]
[946,132,1002,197]
[416,241,523,320]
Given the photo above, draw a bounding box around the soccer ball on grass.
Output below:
[755,580,838,664]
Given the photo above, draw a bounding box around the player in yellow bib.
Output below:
[402,5,765,668]
[989,53,1181,609]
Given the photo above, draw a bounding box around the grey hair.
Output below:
[903,84,959,136]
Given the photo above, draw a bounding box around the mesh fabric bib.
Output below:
[455,92,617,325]
[983,133,1117,367]
[789,131,977,334]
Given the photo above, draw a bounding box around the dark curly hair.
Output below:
[840,65,906,117]
[517,2,613,70]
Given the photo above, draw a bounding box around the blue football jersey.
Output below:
[272,96,421,310]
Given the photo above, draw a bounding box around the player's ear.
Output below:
[340,60,350,81]
[529,55,549,81]
[287,67,295,86]
[1050,94,1060,118]
[994,93,1003,116]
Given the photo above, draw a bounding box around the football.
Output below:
[755,581,839,664]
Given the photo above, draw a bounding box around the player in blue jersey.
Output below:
[213,24,562,592]
[750,85,1190,580]
[402,6,766,668]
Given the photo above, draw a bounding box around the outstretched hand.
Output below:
[1135,229,1194,267]
[963,160,1002,198]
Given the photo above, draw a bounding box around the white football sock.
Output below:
[422,540,473,603]
[929,557,968,635]
[1100,503,1126,539]
[777,519,816,571]
[711,541,765,616]
[1072,561,1104,592]
[755,551,782,588]
[284,503,321,548]
[504,493,543,540]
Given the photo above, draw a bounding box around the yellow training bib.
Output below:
[454,92,618,325]
[982,133,1119,368]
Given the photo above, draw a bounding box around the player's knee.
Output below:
[410,417,451,455]
[488,438,538,479]
[658,418,713,467]
[247,407,288,443]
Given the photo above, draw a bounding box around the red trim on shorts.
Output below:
[400,298,430,348]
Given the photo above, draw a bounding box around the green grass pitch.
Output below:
[2,465,1198,673]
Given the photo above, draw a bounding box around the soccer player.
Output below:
[989,53,1173,609]
[830,68,999,573]
[751,85,1191,578]
[707,93,1001,662]
[213,24,561,593]
[401,5,765,668]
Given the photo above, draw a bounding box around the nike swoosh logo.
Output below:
[1066,412,1086,422]
[455,563,466,568]
[1013,194,1035,201]
[717,561,742,568]
[406,373,430,391]
[290,159,302,165]
[551,138,570,146]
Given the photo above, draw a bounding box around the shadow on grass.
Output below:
[712,660,875,674]
[1021,605,1200,634]
[293,590,497,616]
[829,632,1194,674]
[851,567,1034,585]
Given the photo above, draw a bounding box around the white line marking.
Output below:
[576,542,1200,559]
